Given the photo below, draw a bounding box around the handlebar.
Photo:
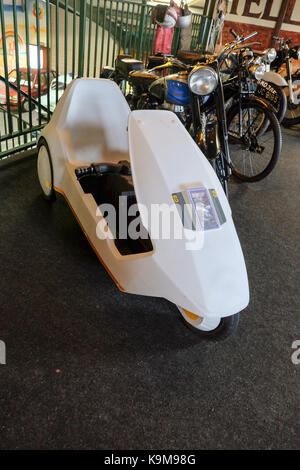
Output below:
[230,29,239,40]
[234,42,262,50]
[242,32,258,42]
[230,29,258,44]
[272,35,283,42]
[148,57,191,73]
[272,35,292,46]
[218,31,258,64]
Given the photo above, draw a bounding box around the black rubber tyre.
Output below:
[283,113,300,127]
[227,99,282,182]
[180,312,240,342]
[282,76,300,127]
[282,77,300,127]
[37,137,56,202]
[273,84,288,124]
[22,99,35,112]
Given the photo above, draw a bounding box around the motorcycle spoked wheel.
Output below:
[282,78,300,127]
[227,100,282,182]
[177,306,240,341]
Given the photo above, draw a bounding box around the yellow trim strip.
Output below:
[183,309,200,321]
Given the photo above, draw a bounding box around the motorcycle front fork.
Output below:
[287,59,295,105]
[211,154,229,197]
[198,116,229,198]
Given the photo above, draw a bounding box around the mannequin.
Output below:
[153,1,181,55]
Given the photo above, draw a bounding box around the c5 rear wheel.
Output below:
[37,138,56,201]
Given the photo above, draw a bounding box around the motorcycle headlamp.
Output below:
[250,64,265,80]
[188,66,218,96]
[264,48,277,63]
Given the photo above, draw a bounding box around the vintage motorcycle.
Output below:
[113,31,281,186]
[217,34,282,181]
[271,36,300,127]
[190,32,281,184]
[222,30,287,124]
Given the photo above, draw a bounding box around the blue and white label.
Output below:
[187,187,220,231]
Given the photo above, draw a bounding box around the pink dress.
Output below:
[153,4,180,55]
[153,25,175,55]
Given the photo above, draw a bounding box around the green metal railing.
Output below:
[0,0,213,160]
[0,105,40,157]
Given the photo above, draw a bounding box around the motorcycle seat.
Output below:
[147,55,168,69]
[115,54,144,77]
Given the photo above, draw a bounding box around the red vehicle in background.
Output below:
[0,68,56,111]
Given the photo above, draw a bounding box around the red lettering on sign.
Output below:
[242,0,262,19]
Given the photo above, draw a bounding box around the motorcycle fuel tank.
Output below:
[149,72,190,106]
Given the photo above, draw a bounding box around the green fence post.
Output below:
[64,0,69,87]
[86,0,93,77]
[137,0,146,60]
[123,2,130,54]
[35,0,42,126]
[55,0,60,103]
[72,0,77,78]
[171,28,180,56]
[112,1,120,64]
[78,0,87,77]
[106,1,113,66]
[118,1,125,55]
[199,0,216,50]
[12,0,22,131]
[0,0,13,134]
[93,0,100,77]
[46,0,51,121]
[24,0,33,127]
[100,0,107,72]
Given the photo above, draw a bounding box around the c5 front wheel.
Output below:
[177,306,240,341]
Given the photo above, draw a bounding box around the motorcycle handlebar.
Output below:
[218,31,258,63]
[241,31,258,43]
[230,29,239,39]
[228,30,257,47]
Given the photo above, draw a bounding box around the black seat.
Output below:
[147,55,168,69]
[115,54,144,77]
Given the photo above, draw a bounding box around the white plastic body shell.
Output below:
[38,78,249,319]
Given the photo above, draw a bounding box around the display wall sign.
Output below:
[220,0,300,51]
[0,0,47,75]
